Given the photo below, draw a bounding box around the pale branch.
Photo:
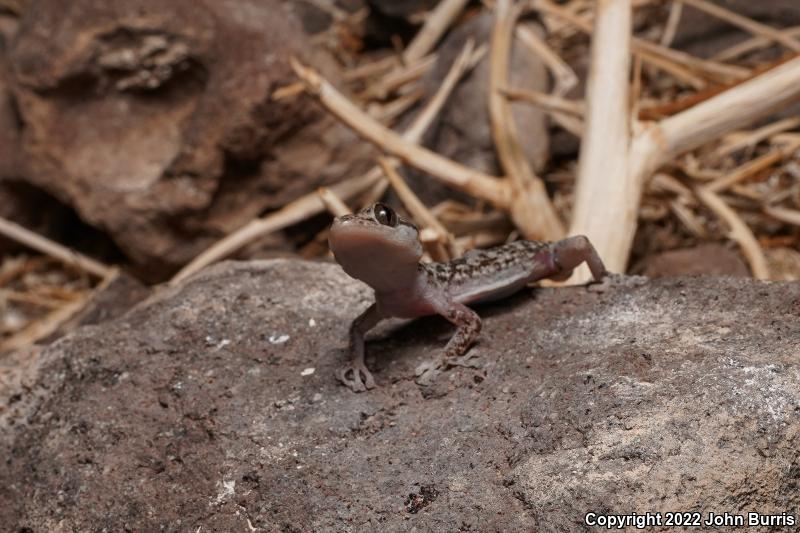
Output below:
[489,0,565,240]
[679,0,800,53]
[403,0,470,64]
[291,58,511,209]
[317,187,352,217]
[0,216,114,279]
[568,0,632,278]
[585,56,800,280]
[694,186,770,279]
[378,157,457,261]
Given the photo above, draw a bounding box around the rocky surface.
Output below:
[1,260,799,531]
[4,0,370,277]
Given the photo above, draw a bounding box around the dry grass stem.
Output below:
[455,229,512,250]
[706,138,800,193]
[0,268,119,354]
[514,22,584,134]
[171,41,479,284]
[710,117,800,161]
[763,205,800,226]
[679,0,800,53]
[171,170,383,284]
[2,290,68,309]
[669,199,709,238]
[501,87,584,116]
[490,0,565,240]
[658,56,800,158]
[378,157,457,260]
[569,0,632,279]
[694,186,769,279]
[317,187,352,217]
[271,82,306,101]
[515,23,578,95]
[370,88,425,124]
[366,54,437,99]
[403,0,470,63]
[343,55,399,82]
[0,216,113,279]
[533,0,749,84]
[713,26,800,62]
[291,58,511,208]
[636,48,707,89]
[659,1,683,47]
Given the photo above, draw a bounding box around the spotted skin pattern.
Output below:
[421,240,550,289]
[328,203,609,392]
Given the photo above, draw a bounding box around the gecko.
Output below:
[328,202,610,392]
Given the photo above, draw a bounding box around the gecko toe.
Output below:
[588,273,648,293]
[414,358,444,386]
[338,364,375,392]
[448,351,481,368]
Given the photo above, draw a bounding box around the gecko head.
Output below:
[329,203,423,289]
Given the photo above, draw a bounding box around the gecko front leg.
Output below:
[415,301,482,385]
[339,303,383,392]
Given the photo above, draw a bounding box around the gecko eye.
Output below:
[373,203,397,227]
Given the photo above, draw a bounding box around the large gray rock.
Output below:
[1,260,799,531]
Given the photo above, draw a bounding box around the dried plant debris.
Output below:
[0,255,95,352]
[174,0,800,284]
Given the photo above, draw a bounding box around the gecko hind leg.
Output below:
[549,235,609,282]
[415,302,482,386]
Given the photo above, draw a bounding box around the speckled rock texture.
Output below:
[1,260,799,531]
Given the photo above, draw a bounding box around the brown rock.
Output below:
[1,260,799,530]
[7,0,367,278]
[0,58,20,180]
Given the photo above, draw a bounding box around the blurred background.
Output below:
[1,0,799,353]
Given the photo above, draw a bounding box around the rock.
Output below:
[0,58,20,180]
[410,13,549,204]
[285,0,335,35]
[47,271,151,342]
[638,243,750,278]
[2,259,799,530]
[0,180,124,260]
[367,0,439,19]
[6,0,368,278]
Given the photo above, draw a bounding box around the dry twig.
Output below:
[569,0,632,278]
[317,187,352,217]
[694,187,769,279]
[171,42,481,284]
[403,0,471,63]
[291,58,511,208]
[378,158,457,260]
[489,0,565,240]
[0,217,113,279]
[679,0,800,53]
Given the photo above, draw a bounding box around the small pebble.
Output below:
[269,334,290,344]
[301,367,315,376]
